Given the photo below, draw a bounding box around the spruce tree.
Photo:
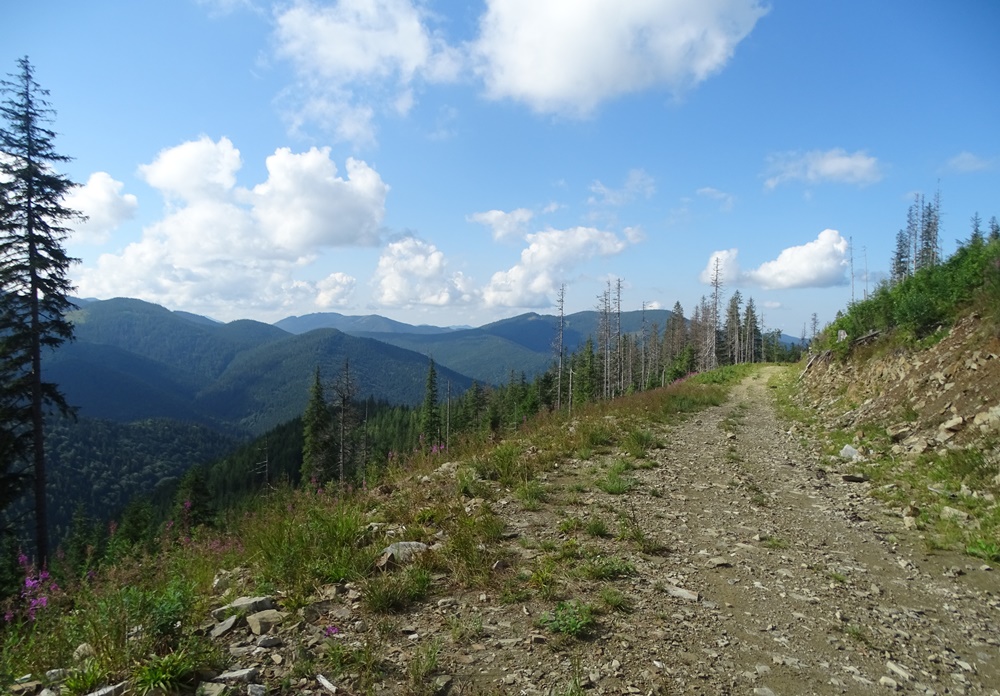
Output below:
[420,358,441,448]
[987,215,999,243]
[0,57,80,564]
[891,229,911,285]
[301,367,330,484]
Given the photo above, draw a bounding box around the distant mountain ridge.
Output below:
[53,298,803,434]
[53,298,473,436]
[274,312,452,336]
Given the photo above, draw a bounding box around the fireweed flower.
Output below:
[323,625,340,637]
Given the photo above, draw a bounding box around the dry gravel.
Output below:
[210,366,1000,695]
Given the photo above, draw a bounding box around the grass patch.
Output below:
[596,460,634,495]
[581,555,635,581]
[516,479,548,509]
[599,586,633,613]
[539,600,595,638]
[473,442,534,486]
[362,566,432,613]
[623,428,658,458]
[585,516,610,538]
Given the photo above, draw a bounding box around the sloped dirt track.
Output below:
[430,366,1000,695]
[206,366,1000,696]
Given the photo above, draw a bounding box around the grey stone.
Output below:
[195,683,231,696]
[257,635,283,648]
[886,661,912,681]
[210,614,241,639]
[73,643,96,662]
[84,682,127,696]
[879,675,899,690]
[247,609,285,635]
[212,596,275,621]
[378,541,430,564]
[839,444,860,460]
[216,668,259,684]
[664,585,700,601]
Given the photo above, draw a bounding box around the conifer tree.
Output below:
[0,57,80,564]
[301,367,330,484]
[420,358,441,448]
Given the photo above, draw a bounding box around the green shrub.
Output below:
[539,600,595,637]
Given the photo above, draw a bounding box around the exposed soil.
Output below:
[202,366,1000,696]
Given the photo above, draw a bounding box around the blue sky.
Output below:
[3,1,998,335]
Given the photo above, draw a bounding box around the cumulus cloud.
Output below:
[64,172,138,244]
[945,151,994,173]
[699,248,741,285]
[273,0,461,145]
[701,230,849,290]
[74,136,386,320]
[467,208,534,241]
[139,135,242,202]
[472,0,767,115]
[484,226,629,307]
[249,147,387,254]
[316,272,357,308]
[589,169,655,206]
[764,149,882,189]
[373,236,476,307]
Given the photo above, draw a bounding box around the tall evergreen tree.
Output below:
[420,358,441,448]
[0,57,80,564]
[663,301,686,368]
[301,367,330,484]
[989,216,1000,243]
[969,212,984,246]
[917,190,941,270]
[891,229,911,285]
[722,291,743,365]
[742,298,761,363]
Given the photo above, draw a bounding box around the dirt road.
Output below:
[450,366,1000,694]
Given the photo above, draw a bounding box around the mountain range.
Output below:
[55,298,803,435]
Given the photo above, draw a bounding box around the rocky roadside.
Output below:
[17,364,999,695]
[191,366,999,695]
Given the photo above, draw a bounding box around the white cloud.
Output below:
[468,208,534,241]
[696,186,734,212]
[472,0,767,115]
[764,149,882,189]
[699,248,741,285]
[249,147,387,254]
[273,0,462,145]
[373,236,476,307]
[946,151,994,173]
[74,137,387,320]
[138,136,242,203]
[589,169,655,206]
[64,172,138,244]
[484,226,628,307]
[316,272,357,307]
[701,230,849,290]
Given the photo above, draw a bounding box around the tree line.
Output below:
[825,192,1000,347]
